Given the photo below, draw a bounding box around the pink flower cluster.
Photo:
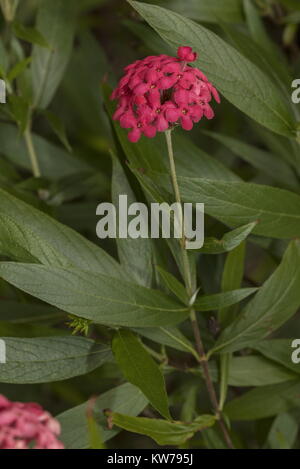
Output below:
[111,46,220,142]
[0,395,64,449]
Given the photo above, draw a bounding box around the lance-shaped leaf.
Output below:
[0,300,63,324]
[268,413,298,449]
[243,0,291,87]
[13,22,50,48]
[31,0,76,108]
[0,336,112,383]
[212,241,300,354]
[151,0,243,24]
[203,131,299,190]
[227,356,297,387]
[253,339,300,375]
[112,152,153,287]
[0,188,123,279]
[200,222,257,254]
[128,1,296,138]
[134,326,196,357]
[0,263,189,327]
[58,383,148,449]
[0,124,87,180]
[219,241,246,327]
[225,380,300,420]
[109,412,216,446]
[194,288,258,312]
[156,266,188,304]
[178,177,300,239]
[112,329,170,419]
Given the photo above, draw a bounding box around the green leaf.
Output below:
[221,22,290,94]
[253,339,300,376]
[134,326,197,357]
[48,172,108,206]
[203,131,299,190]
[218,242,246,408]
[228,356,298,387]
[0,188,124,279]
[200,222,257,254]
[253,123,300,172]
[195,288,257,312]
[212,241,300,354]
[0,157,20,183]
[169,132,240,182]
[64,33,112,135]
[13,22,50,48]
[43,110,72,152]
[0,263,189,327]
[112,152,153,287]
[31,0,76,108]
[0,124,87,180]
[221,243,245,294]
[7,57,32,83]
[86,400,106,449]
[0,321,67,338]
[219,241,246,326]
[110,412,216,446]
[128,1,296,138]
[268,413,298,449]
[58,383,148,449]
[178,177,300,239]
[156,266,188,304]
[123,19,174,56]
[0,300,63,324]
[225,380,300,420]
[112,329,170,419]
[202,428,227,449]
[243,0,291,87]
[143,0,243,24]
[0,336,112,383]
[0,40,8,74]
[219,353,230,411]
[8,95,30,133]
[180,385,198,422]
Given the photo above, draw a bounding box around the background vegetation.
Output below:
[1,0,300,449]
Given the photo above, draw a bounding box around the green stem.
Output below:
[165,129,234,450]
[24,120,41,178]
[165,129,192,291]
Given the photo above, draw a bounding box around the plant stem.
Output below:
[165,129,234,449]
[24,120,41,178]
[165,129,192,290]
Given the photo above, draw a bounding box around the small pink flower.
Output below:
[0,395,64,450]
[177,46,198,62]
[111,46,220,142]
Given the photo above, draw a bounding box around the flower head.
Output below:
[0,395,64,449]
[111,46,220,142]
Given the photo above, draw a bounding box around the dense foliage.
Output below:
[0,0,300,449]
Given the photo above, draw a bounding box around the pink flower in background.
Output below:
[111,46,220,142]
[0,395,64,449]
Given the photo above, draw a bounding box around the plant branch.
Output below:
[165,129,234,449]
[24,119,41,178]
